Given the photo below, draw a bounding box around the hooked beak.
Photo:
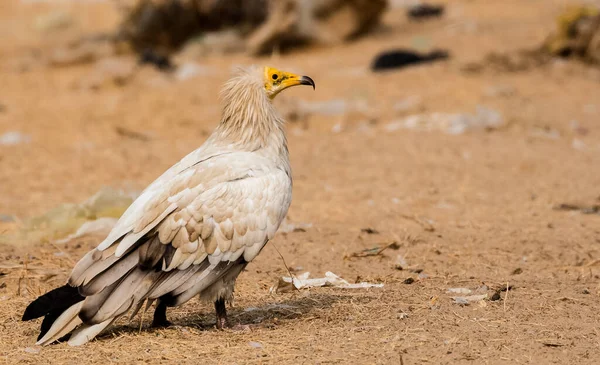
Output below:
[299,75,315,90]
[280,73,316,91]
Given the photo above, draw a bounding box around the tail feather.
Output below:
[68,318,114,347]
[22,285,84,321]
[22,239,246,346]
[38,310,62,341]
[82,268,155,324]
[36,302,84,346]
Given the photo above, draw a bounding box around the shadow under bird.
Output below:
[22,66,315,346]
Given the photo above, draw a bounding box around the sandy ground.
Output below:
[1,0,600,363]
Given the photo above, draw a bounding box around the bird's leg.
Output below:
[214,298,229,330]
[152,298,172,328]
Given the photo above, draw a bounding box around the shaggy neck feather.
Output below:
[213,71,288,156]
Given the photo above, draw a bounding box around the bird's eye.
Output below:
[272,74,278,80]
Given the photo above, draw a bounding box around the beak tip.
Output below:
[300,75,315,90]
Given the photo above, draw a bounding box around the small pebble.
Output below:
[0,131,31,146]
[248,341,263,349]
[447,288,471,294]
[397,312,409,319]
[572,139,586,151]
[24,347,40,354]
[403,277,415,284]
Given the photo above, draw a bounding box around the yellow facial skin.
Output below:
[263,66,315,99]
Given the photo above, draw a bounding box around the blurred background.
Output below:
[1,0,600,363]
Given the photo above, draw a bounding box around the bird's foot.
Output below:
[216,316,229,330]
[215,298,231,330]
[151,318,172,328]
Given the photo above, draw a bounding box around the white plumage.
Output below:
[22,65,315,346]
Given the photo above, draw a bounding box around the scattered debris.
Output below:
[394,254,422,272]
[0,131,31,146]
[345,241,400,259]
[553,202,600,215]
[429,296,439,308]
[55,217,118,244]
[407,4,445,20]
[498,284,514,292]
[476,284,489,292]
[452,294,487,305]
[371,49,449,72]
[447,288,472,295]
[397,312,409,319]
[273,271,383,293]
[386,106,504,135]
[394,255,408,270]
[489,284,513,301]
[115,126,151,141]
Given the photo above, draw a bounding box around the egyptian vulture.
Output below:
[22,66,315,346]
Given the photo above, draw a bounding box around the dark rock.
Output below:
[371,49,449,72]
[407,4,444,20]
[138,48,173,71]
